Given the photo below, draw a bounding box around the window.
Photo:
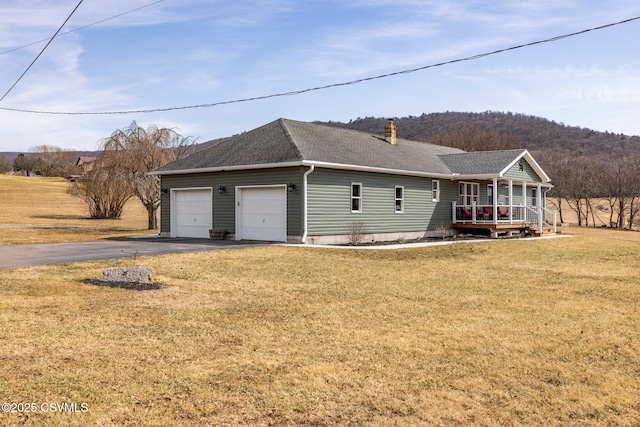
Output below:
[531,188,537,207]
[432,180,440,202]
[351,183,362,213]
[395,186,404,213]
[459,182,479,205]
[487,184,493,204]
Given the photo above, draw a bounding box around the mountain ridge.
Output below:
[314,111,640,159]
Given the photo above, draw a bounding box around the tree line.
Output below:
[537,150,640,229]
[8,146,78,177]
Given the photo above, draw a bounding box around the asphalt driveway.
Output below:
[0,237,269,270]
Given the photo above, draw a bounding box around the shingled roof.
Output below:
[153,118,547,181]
[439,149,528,175]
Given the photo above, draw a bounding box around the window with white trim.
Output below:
[432,180,440,202]
[351,183,362,213]
[395,186,404,213]
[459,182,479,206]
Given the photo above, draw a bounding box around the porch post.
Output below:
[492,178,498,224]
[537,183,543,233]
[452,201,457,224]
[522,181,527,224]
[472,201,476,224]
[508,180,513,224]
[537,184,542,209]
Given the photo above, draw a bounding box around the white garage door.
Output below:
[238,186,286,242]
[173,189,212,238]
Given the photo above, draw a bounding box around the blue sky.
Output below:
[0,0,639,152]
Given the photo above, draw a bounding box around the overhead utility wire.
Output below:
[1,15,639,115]
[0,0,85,103]
[0,0,165,57]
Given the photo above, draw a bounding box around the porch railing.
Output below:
[452,202,557,233]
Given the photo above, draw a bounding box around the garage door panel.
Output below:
[174,189,212,238]
[239,187,286,242]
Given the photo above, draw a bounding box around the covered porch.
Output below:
[451,178,557,236]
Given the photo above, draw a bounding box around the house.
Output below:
[76,156,97,175]
[150,118,555,244]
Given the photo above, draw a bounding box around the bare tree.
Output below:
[427,122,517,152]
[67,169,133,219]
[12,152,40,176]
[0,155,12,173]
[600,155,640,229]
[560,155,598,227]
[537,149,569,224]
[100,122,196,229]
[624,154,640,229]
[29,145,76,177]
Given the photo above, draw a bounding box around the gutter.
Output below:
[150,159,550,185]
[299,160,458,179]
[149,159,458,179]
[301,165,315,243]
[148,161,304,176]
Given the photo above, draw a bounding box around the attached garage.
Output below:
[236,186,287,242]
[171,188,212,238]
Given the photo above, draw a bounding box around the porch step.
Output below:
[526,225,554,237]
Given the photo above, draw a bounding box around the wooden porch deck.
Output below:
[452,222,550,237]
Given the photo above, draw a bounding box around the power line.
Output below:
[1,14,639,115]
[0,0,165,57]
[0,0,85,103]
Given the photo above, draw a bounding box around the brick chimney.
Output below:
[384,119,396,145]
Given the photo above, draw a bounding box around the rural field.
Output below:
[0,175,149,244]
[0,175,639,426]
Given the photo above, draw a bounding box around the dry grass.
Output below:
[0,175,149,243]
[1,228,639,426]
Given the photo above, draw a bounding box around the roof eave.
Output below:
[150,158,552,184]
[301,160,458,179]
[149,159,460,179]
[149,161,304,176]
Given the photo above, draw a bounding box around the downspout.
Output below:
[301,165,315,243]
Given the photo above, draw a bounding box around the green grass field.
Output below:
[0,175,639,425]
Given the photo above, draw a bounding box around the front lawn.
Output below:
[0,229,638,425]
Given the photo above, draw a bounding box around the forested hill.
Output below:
[316,111,640,158]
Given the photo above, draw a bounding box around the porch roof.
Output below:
[439,149,551,183]
[438,149,525,175]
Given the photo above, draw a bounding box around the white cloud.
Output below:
[1,0,640,151]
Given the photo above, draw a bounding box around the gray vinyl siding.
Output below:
[160,167,304,236]
[307,168,455,235]
[429,179,458,230]
[496,184,524,205]
[503,159,542,182]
